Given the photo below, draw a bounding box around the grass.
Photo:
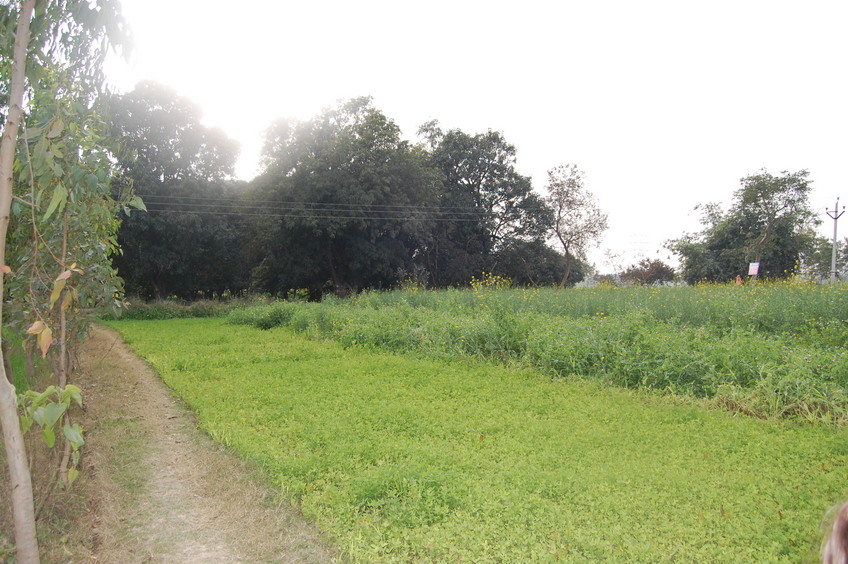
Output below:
[225,283,848,424]
[103,296,259,321]
[108,317,848,563]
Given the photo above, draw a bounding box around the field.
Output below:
[226,281,848,423]
[105,282,848,562]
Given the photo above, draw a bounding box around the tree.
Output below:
[246,98,437,297]
[800,236,847,280]
[492,240,585,286]
[668,170,819,283]
[620,258,676,285]
[0,1,129,561]
[544,164,608,288]
[0,5,38,559]
[419,123,552,286]
[109,82,245,299]
[737,169,816,267]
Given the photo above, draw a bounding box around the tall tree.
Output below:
[109,82,245,298]
[247,98,437,296]
[669,170,819,283]
[544,164,608,288]
[0,1,129,560]
[419,122,552,286]
[737,169,816,268]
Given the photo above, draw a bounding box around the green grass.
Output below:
[225,283,848,424]
[108,318,848,563]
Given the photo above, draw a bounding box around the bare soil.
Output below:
[66,325,338,563]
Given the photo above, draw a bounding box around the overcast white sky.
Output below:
[105,0,848,272]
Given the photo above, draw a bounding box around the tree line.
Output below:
[111,81,837,299]
[110,83,607,299]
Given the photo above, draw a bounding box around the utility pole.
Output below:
[826,198,845,284]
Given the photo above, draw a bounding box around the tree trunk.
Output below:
[2,339,13,385]
[558,254,574,289]
[0,1,40,562]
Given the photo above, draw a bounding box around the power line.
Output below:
[141,202,483,218]
[135,191,494,221]
[135,192,488,213]
[139,206,487,222]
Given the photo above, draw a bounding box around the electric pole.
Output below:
[826,198,845,284]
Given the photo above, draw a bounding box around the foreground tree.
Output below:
[0,5,38,558]
[544,164,608,288]
[1,1,130,560]
[669,170,818,283]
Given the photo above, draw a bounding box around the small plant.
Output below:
[18,385,85,486]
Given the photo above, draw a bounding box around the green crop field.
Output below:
[107,283,848,562]
[226,281,848,424]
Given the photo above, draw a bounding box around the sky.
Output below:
[105,0,848,273]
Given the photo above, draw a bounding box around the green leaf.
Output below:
[50,277,66,307]
[42,401,66,428]
[67,466,79,486]
[64,385,83,408]
[47,117,64,138]
[43,180,68,221]
[129,195,147,211]
[23,126,43,140]
[20,415,33,434]
[63,423,84,449]
[42,426,55,448]
[32,406,45,427]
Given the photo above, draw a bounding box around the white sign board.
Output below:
[748,262,760,276]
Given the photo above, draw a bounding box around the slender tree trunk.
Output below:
[0,1,41,562]
[558,254,573,289]
[2,339,13,385]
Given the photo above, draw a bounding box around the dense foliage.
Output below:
[415,122,553,287]
[669,170,820,283]
[111,95,588,298]
[110,317,847,562]
[1,0,133,559]
[246,98,438,297]
[108,87,842,297]
[109,81,246,299]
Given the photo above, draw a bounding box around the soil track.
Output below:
[75,325,336,563]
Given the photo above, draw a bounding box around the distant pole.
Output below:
[826,198,845,284]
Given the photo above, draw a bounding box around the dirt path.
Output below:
[75,325,337,563]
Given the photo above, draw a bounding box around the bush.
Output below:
[112,298,241,320]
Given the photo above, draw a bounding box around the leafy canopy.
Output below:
[668,169,818,283]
